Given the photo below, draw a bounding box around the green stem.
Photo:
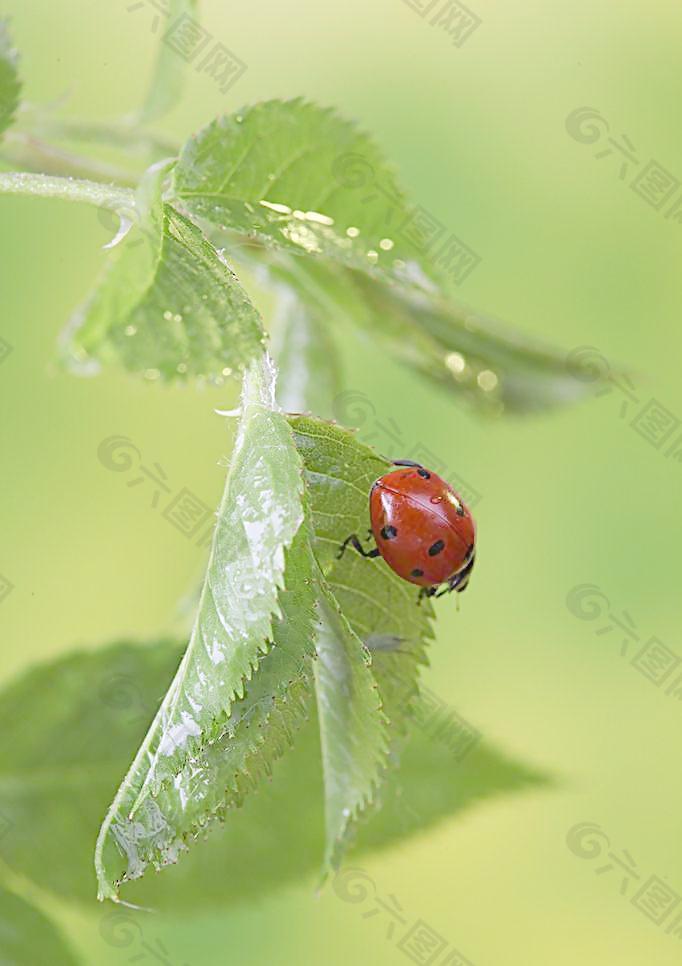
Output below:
[0,172,135,211]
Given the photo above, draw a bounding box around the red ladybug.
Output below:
[338,461,476,603]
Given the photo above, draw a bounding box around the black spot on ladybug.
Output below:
[428,539,445,557]
[417,468,431,479]
[411,568,424,578]
[380,525,398,540]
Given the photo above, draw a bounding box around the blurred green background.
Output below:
[1,0,681,963]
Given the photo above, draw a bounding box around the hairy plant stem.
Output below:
[0,171,135,212]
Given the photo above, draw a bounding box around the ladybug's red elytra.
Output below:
[337,460,476,604]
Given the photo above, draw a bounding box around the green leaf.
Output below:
[62,181,266,382]
[138,0,199,124]
[314,580,389,874]
[95,355,313,897]
[0,20,21,140]
[288,414,434,738]
[173,99,425,276]
[98,524,318,898]
[0,887,79,965]
[172,98,607,412]
[270,286,342,418]
[0,638,548,909]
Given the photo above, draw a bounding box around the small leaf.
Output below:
[63,192,266,382]
[0,20,21,140]
[138,0,199,124]
[95,355,310,897]
[0,638,548,908]
[173,99,420,274]
[0,887,79,965]
[314,579,389,874]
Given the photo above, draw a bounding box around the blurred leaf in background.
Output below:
[0,636,547,909]
[0,887,79,965]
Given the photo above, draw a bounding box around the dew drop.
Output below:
[144,368,161,381]
[124,325,137,337]
[260,200,291,215]
[346,226,360,238]
[163,310,173,321]
[379,237,394,251]
[306,210,334,226]
[367,249,379,262]
[445,351,466,375]
[477,369,499,392]
[430,495,443,504]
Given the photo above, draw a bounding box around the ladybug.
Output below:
[337,460,476,603]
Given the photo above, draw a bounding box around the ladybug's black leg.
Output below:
[436,551,476,597]
[417,586,437,606]
[337,533,381,560]
[391,459,431,480]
